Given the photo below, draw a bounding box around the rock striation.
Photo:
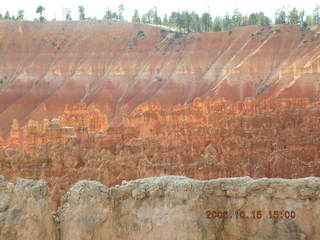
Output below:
[1,21,320,136]
[2,21,320,201]
[0,175,320,240]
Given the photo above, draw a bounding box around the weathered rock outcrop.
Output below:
[1,176,320,239]
[1,97,320,201]
[0,176,57,240]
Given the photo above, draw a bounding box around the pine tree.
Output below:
[153,7,161,25]
[141,15,147,24]
[176,12,184,31]
[169,12,179,26]
[78,5,85,20]
[305,15,313,26]
[248,13,258,25]
[223,13,232,31]
[4,11,10,20]
[213,17,222,31]
[180,11,191,32]
[189,12,201,32]
[256,12,271,26]
[65,9,72,21]
[313,5,320,25]
[201,12,212,32]
[142,9,153,24]
[163,14,169,25]
[118,4,125,21]
[288,8,299,24]
[232,9,242,27]
[112,12,118,20]
[275,8,286,24]
[103,8,113,20]
[17,9,24,20]
[132,9,140,23]
[299,10,305,26]
[36,5,45,21]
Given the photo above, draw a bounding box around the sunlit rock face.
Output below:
[1,103,108,151]
[1,21,320,199]
[1,97,320,201]
[1,176,320,240]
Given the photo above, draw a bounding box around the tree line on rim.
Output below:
[1,4,320,32]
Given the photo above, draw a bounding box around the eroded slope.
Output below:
[1,21,320,135]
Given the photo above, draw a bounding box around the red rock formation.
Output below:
[1,21,320,200]
[0,131,4,147]
[1,97,320,201]
[18,104,108,153]
[1,22,320,136]
[6,119,21,148]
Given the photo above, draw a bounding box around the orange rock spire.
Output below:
[7,119,21,147]
[0,130,4,147]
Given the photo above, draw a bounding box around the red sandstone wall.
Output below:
[1,21,320,136]
[1,21,320,200]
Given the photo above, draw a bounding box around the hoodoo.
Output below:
[1,21,320,204]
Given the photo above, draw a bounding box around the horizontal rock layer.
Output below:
[2,21,320,204]
[1,21,320,136]
[0,176,320,240]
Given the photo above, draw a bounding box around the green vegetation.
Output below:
[36,5,45,21]
[78,5,85,21]
[0,4,320,33]
[157,9,272,33]
[4,11,10,20]
[117,4,125,21]
[65,9,72,21]
[132,9,140,23]
[103,4,126,21]
[17,9,24,20]
[137,30,145,39]
[121,5,319,33]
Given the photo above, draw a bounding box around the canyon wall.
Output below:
[0,176,320,240]
[2,21,320,200]
[1,21,320,136]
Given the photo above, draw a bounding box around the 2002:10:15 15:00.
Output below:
[206,210,296,219]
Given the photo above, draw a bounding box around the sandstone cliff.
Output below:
[0,175,319,240]
[2,21,320,201]
[1,21,320,136]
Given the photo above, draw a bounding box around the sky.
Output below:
[1,0,320,21]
